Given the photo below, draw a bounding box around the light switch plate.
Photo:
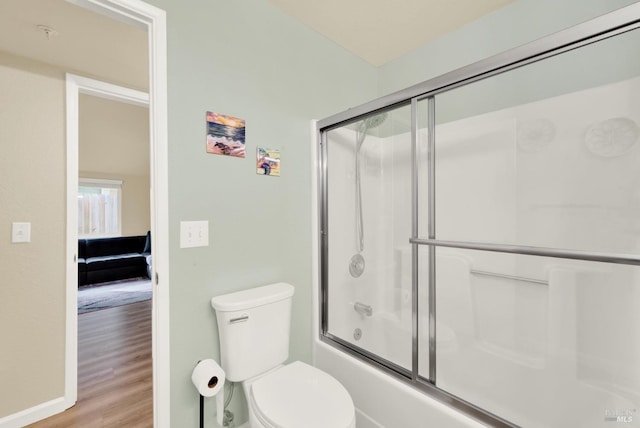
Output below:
[12,222,31,243]
[180,221,209,248]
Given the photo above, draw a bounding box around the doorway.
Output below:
[60,76,154,427]
[59,2,170,426]
[0,0,168,426]
[73,80,151,315]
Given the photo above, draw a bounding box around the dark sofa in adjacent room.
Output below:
[78,232,151,286]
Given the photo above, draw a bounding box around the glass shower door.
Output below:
[430,26,640,428]
[323,104,414,372]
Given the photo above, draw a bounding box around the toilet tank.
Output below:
[211,282,294,382]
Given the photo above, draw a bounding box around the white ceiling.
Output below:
[0,0,516,86]
[268,0,514,66]
[0,0,149,178]
[0,0,148,91]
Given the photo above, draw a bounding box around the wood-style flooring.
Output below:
[27,300,153,428]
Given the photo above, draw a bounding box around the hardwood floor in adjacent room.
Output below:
[28,300,153,428]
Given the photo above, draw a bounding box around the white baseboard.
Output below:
[0,397,68,428]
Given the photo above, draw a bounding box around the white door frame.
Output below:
[0,1,167,427]
[64,1,169,428]
[65,72,150,401]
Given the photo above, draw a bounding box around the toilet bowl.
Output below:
[211,283,356,428]
[245,361,355,428]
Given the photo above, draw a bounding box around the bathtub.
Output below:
[313,308,639,428]
[313,338,485,428]
[313,312,640,428]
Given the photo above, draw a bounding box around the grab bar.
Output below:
[470,269,548,285]
[354,302,373,316]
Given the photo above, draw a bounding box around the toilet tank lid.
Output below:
[211,282,294,312]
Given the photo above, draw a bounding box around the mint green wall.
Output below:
[142,0,377,425]
[378,0,640,97]
[105,0,638,426]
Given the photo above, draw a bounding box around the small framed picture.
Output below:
[206,111,246,158]
[256,148,280,176]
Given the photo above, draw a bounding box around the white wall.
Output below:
[141,0,379,425]
[79,93,150,237]
[0,52,150,423]
[79,94,149,178]
[0,51,66,418]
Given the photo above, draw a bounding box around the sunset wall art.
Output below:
[206,111,246,158]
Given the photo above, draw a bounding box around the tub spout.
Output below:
[354,302,373,317]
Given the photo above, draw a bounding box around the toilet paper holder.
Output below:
[192,359,226,427]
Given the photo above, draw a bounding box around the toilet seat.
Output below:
[249,361,355,428]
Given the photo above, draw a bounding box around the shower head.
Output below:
[353,111,388,256]
[360,112,388,131]
[356,112,388,152]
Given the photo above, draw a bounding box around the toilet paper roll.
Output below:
[192,359,226,397]
[192,359,226,425]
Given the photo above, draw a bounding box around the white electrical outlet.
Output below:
[180,221,209,248]
[12,222,31,243]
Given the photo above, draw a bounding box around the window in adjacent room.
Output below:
[78,178,122,237]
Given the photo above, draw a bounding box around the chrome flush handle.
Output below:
[229,315,249,324]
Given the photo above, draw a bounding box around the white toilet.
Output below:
[211,282,356,428]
